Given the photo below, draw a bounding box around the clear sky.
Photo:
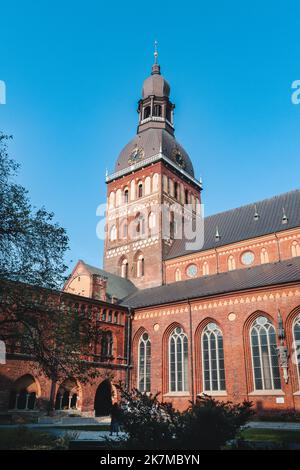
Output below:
[1,0,299,273]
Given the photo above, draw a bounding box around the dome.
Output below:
[115,128,194,177]
[142,66,170,99]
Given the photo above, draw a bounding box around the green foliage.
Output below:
[0,426,79,450]
[0,132,69,289]
[115,385,254,450]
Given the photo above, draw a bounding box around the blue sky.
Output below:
[0,0,299,272]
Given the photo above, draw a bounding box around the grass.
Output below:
[242,428,300,444]
[0,427,57,450]
[37,425,110,431]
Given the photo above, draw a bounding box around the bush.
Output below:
[115,386,254,450]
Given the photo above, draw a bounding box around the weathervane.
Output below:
[154,40,158,64]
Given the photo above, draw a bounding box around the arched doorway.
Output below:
[94,380,114,417]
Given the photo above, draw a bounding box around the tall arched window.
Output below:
[169,327,188,392]
[260,248,269,264]
[138,182,143,198]
[148,212,156,232]
[121,221,128,239]
[292,241,300,258]
[293,316,300,385]
[153,104,162,117]
[203,261,209,276]
[175,268,181,282]
[143,106,151,119]
[123,188,129,204]
[121,259,128,279]
[250,316,281,390]
[101,331,113,358]
[137,254,144,278]
[110,225,117,241]
[138,332,151,392]
[109,191,115,209]
[202,323,226,392]
[228,255,236,271]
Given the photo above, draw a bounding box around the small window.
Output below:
[143,106,151,119]
[124,189,129,204]
[292,241,300,258]
[108,311,112,322]
[228,255,236,271]
[138,183,143,198]
[153,104,162,117]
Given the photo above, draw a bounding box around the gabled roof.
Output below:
[165,188,300,260]
[81,261,137,303]
[121,258,300,308]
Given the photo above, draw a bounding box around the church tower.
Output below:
[104,47,202,289]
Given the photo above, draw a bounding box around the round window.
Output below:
[241,251,255,266]
[186,264,198,278]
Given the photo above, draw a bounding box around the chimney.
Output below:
[91,274,107,301]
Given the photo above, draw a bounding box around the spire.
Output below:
[152,40,161,75]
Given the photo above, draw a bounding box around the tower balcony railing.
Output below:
[140,116,174,128]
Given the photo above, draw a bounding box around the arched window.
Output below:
[101,331,113,358]
[292,241,300,258]
[137,254,144,278]
[145,176,151,195]
[202,323,226,392]
[169,327,188,392]
[123,188,129,204]
[121,259,128,279]
[55,379,79,411]
[153,104,162,117]
[138,332,151,392]
[116,188,122,207]
[121,221,128,239]
[143,106,151,119]
[108,310,112,322]
[101,309,107,321]
[185,189,189,205]
[130,179,136,200]
[175,268,181,282]
[203,261,209,276]
[260,248,269,264]
[109,191,115,209]
[138,182,143,198]
[109,225,117,241]
[148,212,156,231]
[228,255,236,271]
[153,173,159,192]
[9,375,38,411]
[293,316,300,384]
[250,316,281,390]
[174,182,179,201]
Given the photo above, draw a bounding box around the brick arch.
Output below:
[194,317,223,394]
[285,305,300,392]
[162,322,187,395]
[243,310,276,394]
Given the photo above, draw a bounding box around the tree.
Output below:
[0,132,102,410]
[0,132,68,289]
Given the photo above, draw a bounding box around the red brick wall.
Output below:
[165,229,300,284]
[131,283,300,413]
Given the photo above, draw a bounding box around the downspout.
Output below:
[187,298,195,404]
[275,232,281,261]
[126,308,133,390]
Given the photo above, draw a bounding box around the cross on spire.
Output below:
[154,40,158,64]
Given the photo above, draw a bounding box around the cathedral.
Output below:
[1,53,300,419]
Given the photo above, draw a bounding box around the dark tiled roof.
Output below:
[121,258,300,308]
[115,128,194,176]
[166,188,300,260]
[81,261,137,303]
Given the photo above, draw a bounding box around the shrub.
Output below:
[115,385,254,450]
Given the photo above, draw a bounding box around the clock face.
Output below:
[241,251,255,266]
[172,148,185,169]
[128,146,144,165]
[186,264,198,278]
